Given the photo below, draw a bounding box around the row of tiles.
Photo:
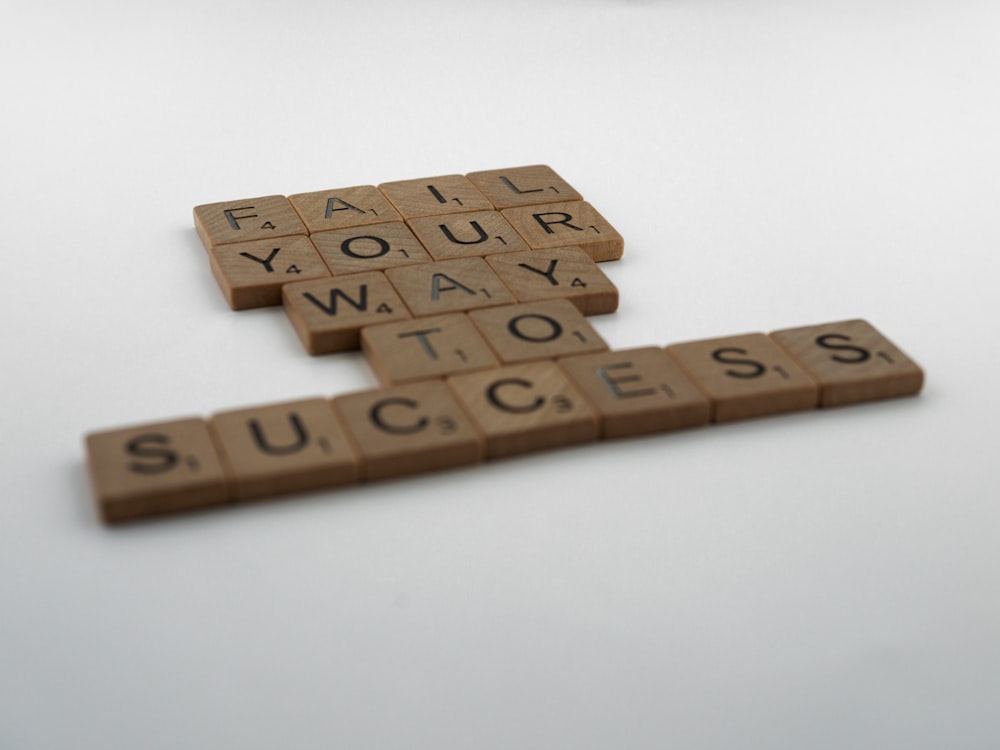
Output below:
[193,166,623,311]
[86,318,924,523]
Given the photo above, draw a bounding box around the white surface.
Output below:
[2,1,999,747]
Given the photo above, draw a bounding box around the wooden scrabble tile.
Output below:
[287,185,401,233]
[378,174,493,219]
[666,333,819,422]
[407,210,530,260]
[194,195,307,250]
[333,380,484,480]
[501,201,624,262]
[558,347,711,438]
[361,313,499,385]
[208,235,331,310]
[769,319,924,407]
[467,299,608,364]
[447,361,599,459]
[384,257,515,317]
[466,165,583,209]
[485,246,619,315]
[85,417,229,523]
[310,222,433,275]
[282,272,411,354]
[210,398,359,500]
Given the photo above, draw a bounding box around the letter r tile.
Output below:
[447,361,599,459]
[666,333,819,422]
[769,319,924,406]
[501,201,623,262]
[333,380,484,480]
[209,398,359,501]
[85,417,230,523]
[282,272,411,355]
[466,165,583,209]
[194,195,307,249]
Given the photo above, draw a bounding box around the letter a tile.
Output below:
[85,417,230,523]
[282,272,411,354]
[333,380,484,480]
[769,319,924,406]
[288,185,401,233]
[384,257,515,317]
[447,361,599,459]
[210,398,359,500]
[666,333,819,422]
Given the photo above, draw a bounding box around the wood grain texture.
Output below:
[466,165,583,209]
[282,272,411,354]
[467,299,608,364]
[209,235,331,310]
[361,313,499,385]
[558,347,711,438]
[333,380,484,480]
[485,246,619,315]
[194,195,307,249]
[209,398,359,501]
[310,221,433,276]
[666,333,819,422]
[85,417,230,523]
[384,257,515,317]
[288,185,401,233]
[770,319,924,406]
[407,210,529,260]
[378,175,493,219]
[447,361,599,459]
[501,201,623,262]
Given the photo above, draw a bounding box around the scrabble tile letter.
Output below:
[210,398,359,500]
[502,201,623,262]
[385,257,515,317]
[194,195,307,250]
[333,381,483,480]
[466,165,583,209]
[486,247,619,315]
[468,299,608,364]
[447,361,599,458]
[378,175,493,219]
[209,235,331,309]
[666,333,819,422]
[85,417,230,522]
[770,319,924,406]
[283,272,411,354]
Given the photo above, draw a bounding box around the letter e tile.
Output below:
[209,235,331,310]
[769,319,924,406]
[333,381,484,480]
[194,195,307,249]
[361,313,499,385]
[210,398,359,500]
[282,272,411,354]
[447,361,599,459]
[85,417,229,522]
[558,347,711,438]
[666,333,819,422]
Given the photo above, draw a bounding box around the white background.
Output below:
[2,1,999,748]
